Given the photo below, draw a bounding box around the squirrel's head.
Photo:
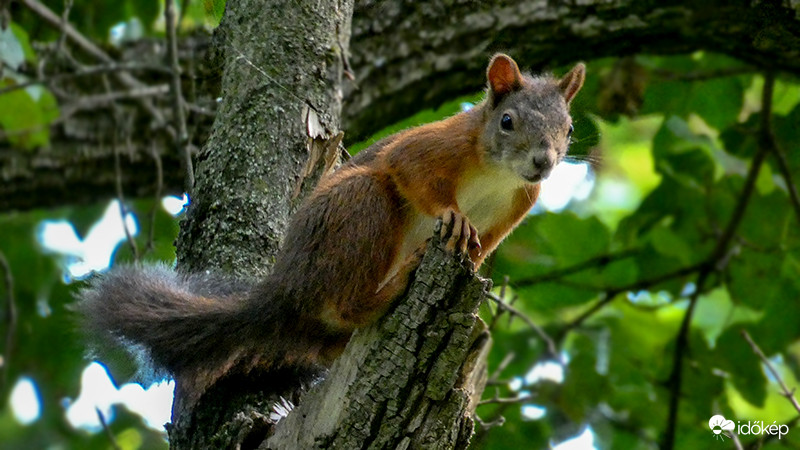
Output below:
[481,54,585,183]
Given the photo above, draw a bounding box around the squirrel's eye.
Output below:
[567,124,574,139]
[501,114,513,131]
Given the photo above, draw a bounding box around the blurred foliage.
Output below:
[476,55,800,449]
[0,199,179,449]
[1,2,800,449]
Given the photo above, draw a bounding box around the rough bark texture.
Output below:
[174,0,352,276]
[265,230,491,449]
[3,1,800,212]
[165,0,354,447]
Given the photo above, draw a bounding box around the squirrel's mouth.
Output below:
[523,173,543,183]
[522,170,550,183]
[522,164,556,183]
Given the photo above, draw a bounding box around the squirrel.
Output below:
[78,54,585,414]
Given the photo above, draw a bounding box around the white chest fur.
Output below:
[455,164,526,232]
[393,164,526,275]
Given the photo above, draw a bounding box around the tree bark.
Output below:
[162,0,494,447]
[174,0,352,276]
[166,0,354,447]
[266,231,491,449]
[3,0,800,212]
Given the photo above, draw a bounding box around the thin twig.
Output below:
[487,352,515,386]
[0,63,171,96]
[564,262,706,331]
[662,72,775,450]
[514,249,638,287]
[486,292,558,359]
[765,124,800,225]
[477,394,534,406]
[113,135,139,261]
[0,1,8,29]
[19,0,168,128]
[165,0,194,192]
[55,0,72,54]
[95,407,121,450]
[21,0,111,64]
[741,330,800,414]
[473,413,506,432]
[146,143,164,253]
[487,276,510,331]
[730,430,745,450]
[53,85,170,122]
[0,251,16,396]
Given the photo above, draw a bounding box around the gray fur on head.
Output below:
[482,54,585,183]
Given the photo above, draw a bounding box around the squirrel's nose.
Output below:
[532,153,553,171]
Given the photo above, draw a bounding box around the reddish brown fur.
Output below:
[79,54,584,413]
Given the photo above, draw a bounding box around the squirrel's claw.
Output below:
[440,209,481,269]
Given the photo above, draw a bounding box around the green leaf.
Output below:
[647,225,693,266]
[131,0,160,31]
[773,103,800,177]
[600,257,638,288]
[749,276,800,355]
[678,332,725,432]
[204,0,227,27]
[653,116,720,187]
[0,23,35,69]
[692,287,762,349]
[0,80,52,149]
[727,249,784,310]
[534,213,611,265]
[754,162,775,195]
[640,53,747,130]
[687,76,745,130]
[559,333,608,421]
[713,328,767,407]
[568,112,600,159]
[739,188,792,248]
[615,177,692,245]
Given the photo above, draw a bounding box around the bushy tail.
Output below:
[77,264,256,376]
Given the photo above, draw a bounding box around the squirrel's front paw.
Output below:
[440,209,481,268]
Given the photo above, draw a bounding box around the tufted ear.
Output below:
[487,54,523,103]
[558,63,586,104]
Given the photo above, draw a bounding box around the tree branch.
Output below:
[0,251,15,397]
[486,292,558,359]
[564,263,706,331]
[5,1,800,212]
[477,394,533,407]
[166,0,358,447]
[514,249,639,288]
[661,72,775,450]
[19,0,169,128]
[266,233,491,449]
[0,62,171,96]
[95,407,121,450]
[741,330,800,415]
[766,124,800,225]
[164,0,193,192]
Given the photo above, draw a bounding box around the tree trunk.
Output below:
[166,0,356,447]
[266,230,491,449]
[4,1,800,212]
[161,0,492,447]
[175,0,352,275]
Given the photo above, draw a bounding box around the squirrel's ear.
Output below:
[487,54,522,102]
[558,63,586,104]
